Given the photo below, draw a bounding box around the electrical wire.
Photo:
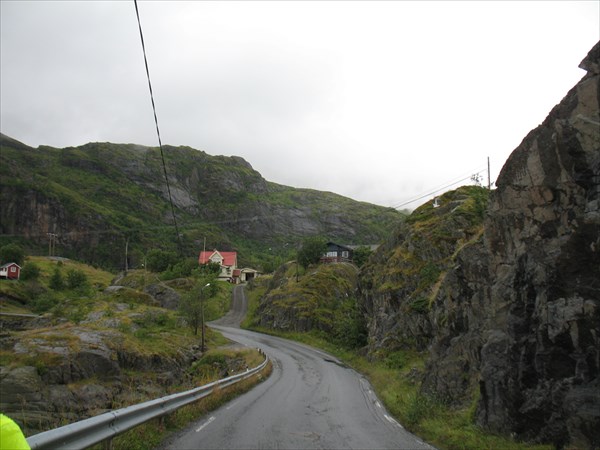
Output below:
[133,0,183,253]
[391,166,488,209]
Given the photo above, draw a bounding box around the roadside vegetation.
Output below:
[92,349,272,450]
[243,269,552,450]
[0,248,268,443]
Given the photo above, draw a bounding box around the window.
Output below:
[341,251,349,258]
[327,251,337,257]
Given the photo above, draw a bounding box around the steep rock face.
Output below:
[423,42,600,448]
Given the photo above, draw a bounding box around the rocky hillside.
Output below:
[360,42,599,448]
[360,185,489,356]
[0,136,402,270]
[0,258,253,435]
[239,258,366,352]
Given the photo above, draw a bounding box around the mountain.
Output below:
[0,136,403,270]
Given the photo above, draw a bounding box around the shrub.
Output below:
[384,350,408,370]
[20,262,41,281]
[66,269,88,289]
[160,258,199,280]
[32,292,58,313]
[352,246,373,268]
[331,298,367,349]
[49,268,65,290]
[298,236,327,269]
[409,296,429,314]
[145,249,178,272]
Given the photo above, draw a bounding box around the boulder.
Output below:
[144,283,180,309]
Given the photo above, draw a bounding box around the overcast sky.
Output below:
[1,1,598,208]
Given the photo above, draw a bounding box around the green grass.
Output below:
[91,358,272,450]
[242,283,551,450]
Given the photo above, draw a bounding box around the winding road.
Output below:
[159,285,434,449]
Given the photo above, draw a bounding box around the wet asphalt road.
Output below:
[159,285,434,449]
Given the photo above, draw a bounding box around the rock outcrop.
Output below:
[360,186,489,355]
[0,324,197,434]
[256,262,360,335]
[422,42,600,448]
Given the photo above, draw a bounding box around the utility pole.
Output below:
[200,282,210,353]
[487,157,491,190]
[124,237,129,274]
[47,233,57,257]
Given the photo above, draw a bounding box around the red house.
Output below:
[0,262,21,280]
[198,250,238,281]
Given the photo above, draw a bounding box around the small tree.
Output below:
[67,269,88,290]
[49,267,65,290]
[178,279,216,337]
[0,243,25,265]
[352,246,373,268]
[297,237,327,269]
[20,262,41,281]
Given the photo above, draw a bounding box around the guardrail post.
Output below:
[103,437,114,450]
[158,413,167,428]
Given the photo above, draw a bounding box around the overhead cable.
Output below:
[392,167,487,210]
[133,0,183,253]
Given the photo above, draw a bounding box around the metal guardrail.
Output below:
[27,351,269,450]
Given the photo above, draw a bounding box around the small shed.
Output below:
[0,263,21,280]
[231,268,260,284]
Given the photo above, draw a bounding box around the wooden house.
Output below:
[199,250,238,281]
[320,242,354,264]
[0,262,21,280]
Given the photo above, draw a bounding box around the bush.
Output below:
[145,249,179,272]
[160,258,199,280]
[352,246,373,268]
[49,268,65,290]
[67,269,89,289]
[20,262,41,281]
[298,236,327,269]
[384,350,408,370]
[31,292,58,313]
[331,298,368,349]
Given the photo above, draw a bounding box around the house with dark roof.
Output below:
[320,242,354,264]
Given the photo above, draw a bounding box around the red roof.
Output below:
[198,250,237,267]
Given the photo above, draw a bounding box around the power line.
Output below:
[133,0,183,253]
[392,166,487,210]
